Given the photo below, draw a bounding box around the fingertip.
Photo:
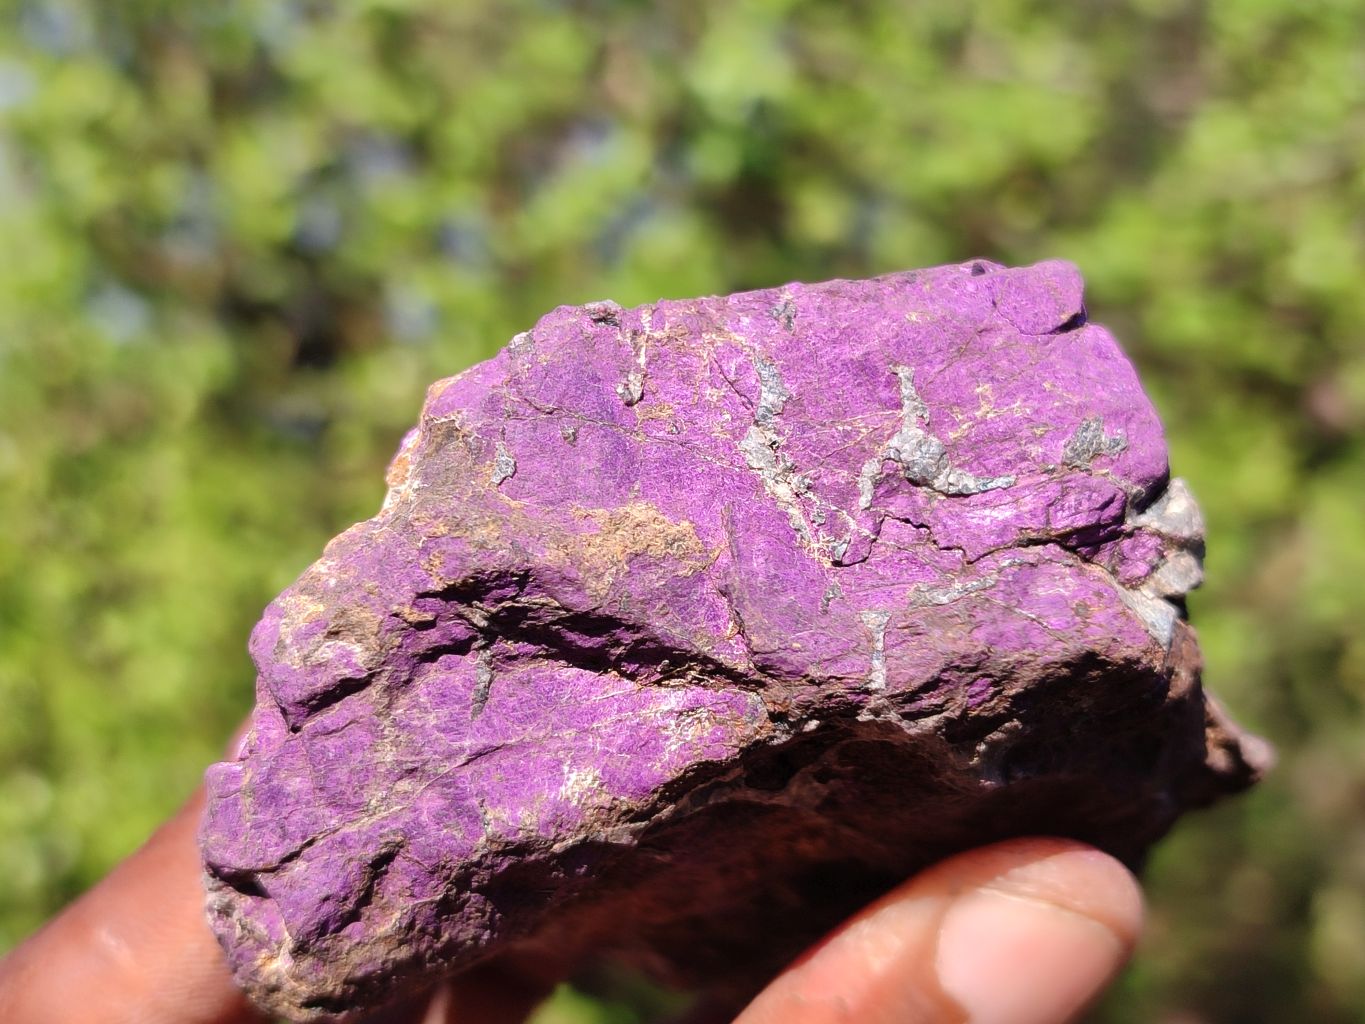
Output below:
[735,838,1145,1024]
[921,837,1145,952]
[932,839,1144,1024]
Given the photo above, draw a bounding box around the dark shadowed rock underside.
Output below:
[199,260,1269,1021]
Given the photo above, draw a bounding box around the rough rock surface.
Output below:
[200,259,1269,1021]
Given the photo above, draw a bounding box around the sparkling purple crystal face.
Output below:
[200,260,1266,1021]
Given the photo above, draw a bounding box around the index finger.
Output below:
[0,788,265,1024]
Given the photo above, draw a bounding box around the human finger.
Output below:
[733,837,1144,1024]
[0,788,264,1024]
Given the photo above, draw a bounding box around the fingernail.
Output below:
[935,849,1139,1024]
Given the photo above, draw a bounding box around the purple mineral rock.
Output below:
[200,260,1268,1021]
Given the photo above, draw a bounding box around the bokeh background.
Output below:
[2,1,1363,1020]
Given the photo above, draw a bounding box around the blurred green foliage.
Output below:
[1,0,1363,1020]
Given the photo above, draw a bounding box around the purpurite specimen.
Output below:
[201,260,1268,1020]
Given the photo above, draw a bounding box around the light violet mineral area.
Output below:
[201,260,1269,1021]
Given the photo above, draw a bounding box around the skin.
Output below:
[0,781,1143,1024]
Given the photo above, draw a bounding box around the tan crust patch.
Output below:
[567,502,711,598]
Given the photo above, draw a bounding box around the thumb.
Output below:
[735,838,1144,1024]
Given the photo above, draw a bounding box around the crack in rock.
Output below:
[739,425,813,544]
[769,294,797,332]
[858,610,890,691]
[470,652,494,720]
[859,365,1016,508]
[737,354,837,556]
[490,442,517,486]
[1063,415,1128,467]
[754,356,791,426]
